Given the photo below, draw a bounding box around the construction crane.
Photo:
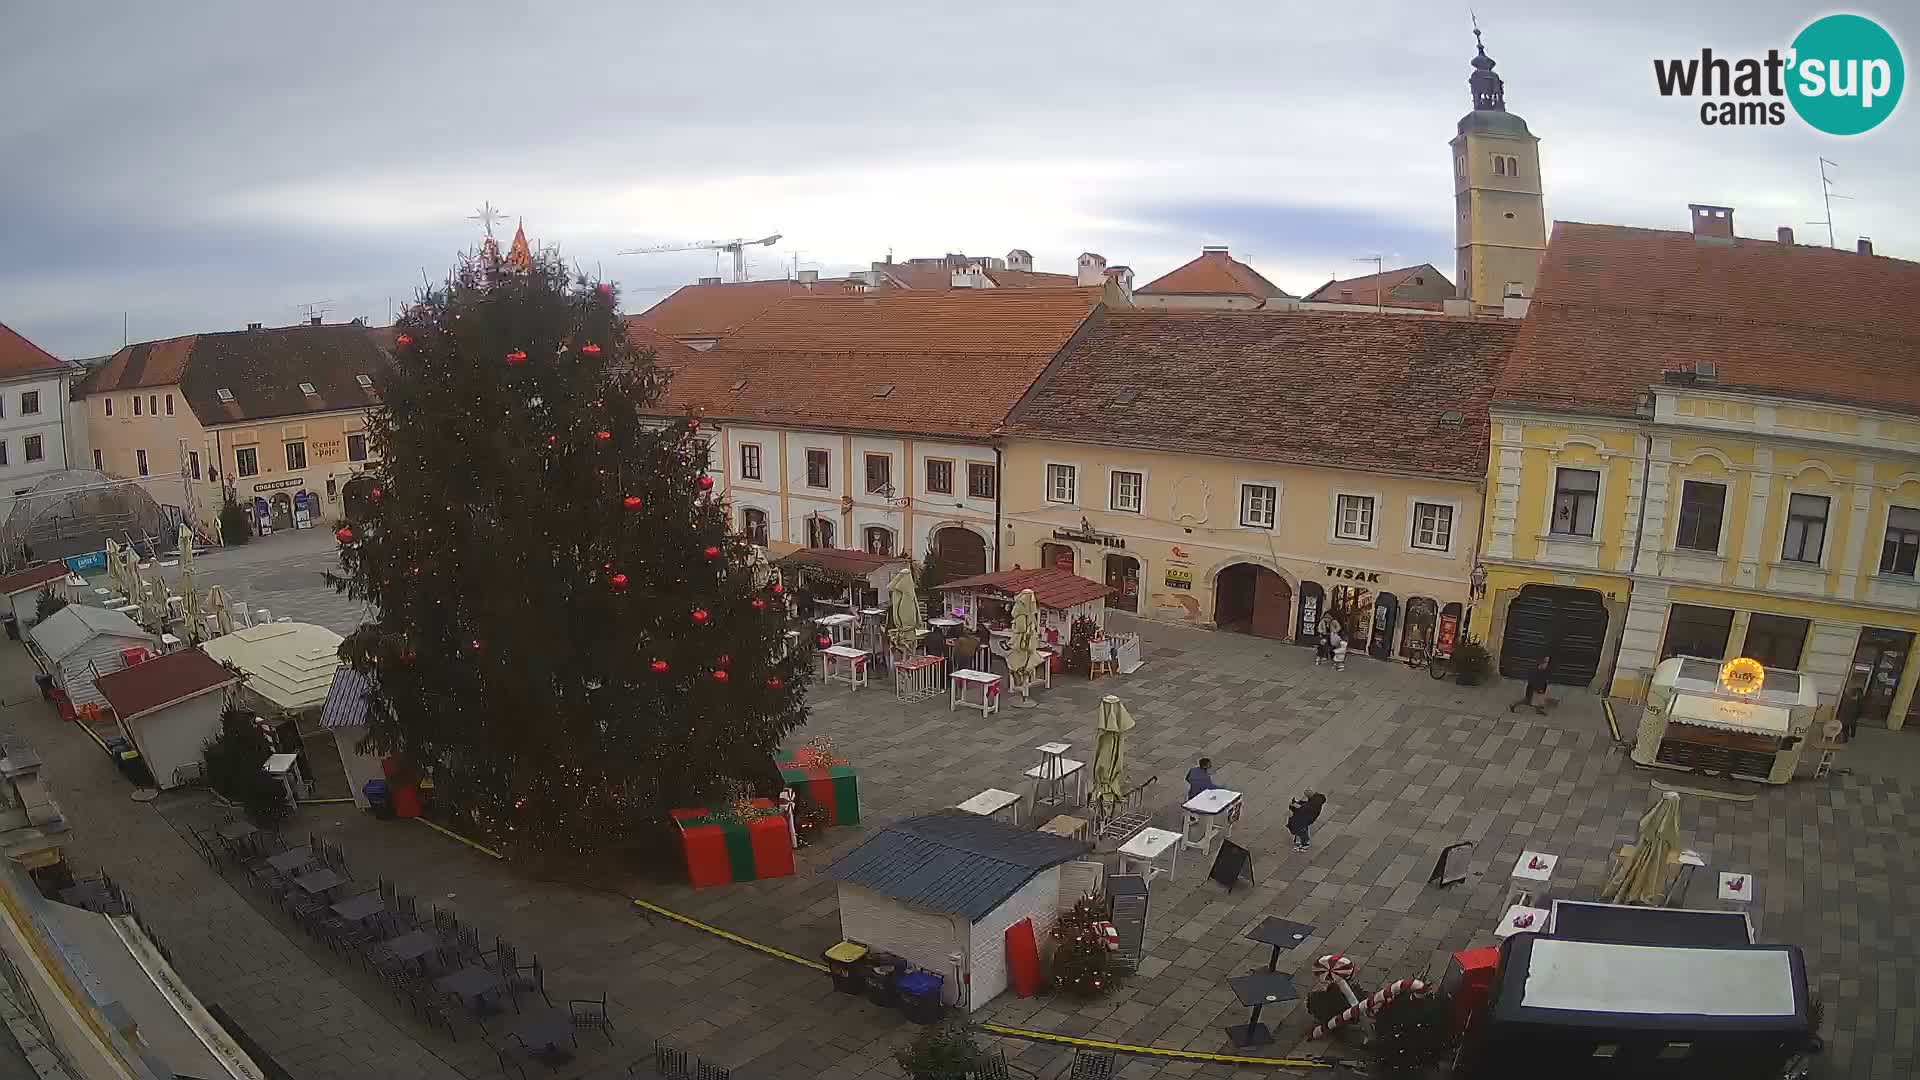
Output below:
[617,233,783,283]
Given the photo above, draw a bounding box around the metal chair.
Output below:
[495,1045,530,1080]
[1068,1049,1115,1080]
[433,905,459,941]
[1094,774,1158,844]
[414,987,461,1039]
[693,1062,729,1080]
[569,993,615,1044]
[510,953,553,1009]
[397,893,419,930]
[648,1040,691,1079]
[457,924,483,962]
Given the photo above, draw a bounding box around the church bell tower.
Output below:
[1450,28,1546,314]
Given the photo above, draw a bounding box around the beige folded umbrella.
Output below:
[1006,588,1043,706]
[886,566,925,654]
[1091,694,1135,815]
[178,569,204,643]
[104,538,124,596]
[1602,790,1683,905]
[206,585,234,637]
[177,522,195,575]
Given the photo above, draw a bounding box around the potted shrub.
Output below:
[219,495,252,546]
[33,586,70,626]
[1452,637,1492,686]
[894,1017,991,1080]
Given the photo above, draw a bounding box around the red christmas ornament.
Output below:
[711,670,729,683]
[594,430,612,443]
[690,608,710,625]
[408,564,422,577]
[546,434,558,447]
[596,283,613,299]
[715,654,732,668]
[623,495,642,511]
[816,634,831,649]
[703,545,721,561]
[697,475,715,491]
[687,419,700,433]
[650,659,669,674]
[581,343,602,356]
[771,583,785,595]
[505,349,528,365]
[751,598,766,611]
[469,639,485,653]
[608,573,629,593]
[395,333,413,347]
[400,647,417,665]
[765,675,785,690]
[368,486,383,503]
[335,526,355,544]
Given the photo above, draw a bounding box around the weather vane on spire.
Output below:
[469,201,506,238]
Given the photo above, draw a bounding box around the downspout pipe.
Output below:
[992,442,1004,572]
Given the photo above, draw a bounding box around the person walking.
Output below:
[1510,654,1553,715]
[1331,627,1349,672]
[1185,757,1217,800]
[1287,791,1326,851]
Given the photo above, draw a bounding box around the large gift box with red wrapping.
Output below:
[669,800,796,887]
[778,751,860,826]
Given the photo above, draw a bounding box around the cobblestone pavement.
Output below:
[23,537,1920,1079]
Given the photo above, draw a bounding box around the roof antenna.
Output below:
[1808,157,1850,248]
[1355,255,1384,313]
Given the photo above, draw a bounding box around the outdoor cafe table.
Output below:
[1224,971,1297,1048]
[436,966,510,1009]
[331,892,387,923]
[1180,787,1243,854]
[266,847,312,873]
[384,930,438,965]
[511,1008,576,1062]
[292,868,345,896]
[216,819,259,844]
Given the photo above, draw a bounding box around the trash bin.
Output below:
[897,970,945,1024]
[865,951,908,1007]
[823,941,869,995]
[34,673,54,700]
[4,615,19,641]
[364,779,394,820]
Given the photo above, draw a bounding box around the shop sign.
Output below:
[1325,565,1381,583]
[65,550,107,573]
[1719,656,1766,696]
[1053,519,1126,548]
[254,477,304,492]
[1436,613,1460,656]
[1165,568,1193,590]
[1170,545,1192,560]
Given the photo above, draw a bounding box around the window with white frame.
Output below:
[285,440,307,470]
[1411,502,1453,551]
[865,453,891,494]
[739,443,762,481]
[805,515,835,548]
[1109,470,1143,514]
[967,462,996,500]
[741,507,769,546]
[1882,506,1920,577]
[1047,464,1077,504]
[235,446,258,478]
[1240,484,1277,529]
[20,391,39,415]
[347,433,369,462]
[1550,468,1600,537]
[805,448,831,488]
[926,458,954,495]
[1782,493,1829,565]
[136,449,148,476]
[23,436,42,463]
[1335,493,1374,541]
[864,526,894,555]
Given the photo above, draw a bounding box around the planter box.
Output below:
[670,799,795,887]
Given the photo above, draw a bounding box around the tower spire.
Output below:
[1469,21,1507,112]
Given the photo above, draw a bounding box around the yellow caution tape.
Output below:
[413,818,505,860]
[628,898,1330,1069]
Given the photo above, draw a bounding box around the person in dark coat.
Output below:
[1185,758,1216,800]
[1287,791,1326,851]
[1510,654,1553,715]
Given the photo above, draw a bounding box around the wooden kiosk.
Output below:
[1630,657,1821,784]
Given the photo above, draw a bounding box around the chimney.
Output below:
[309,315,322,326]
[1777,226,1795,245]
[247,322,263,331]
[1688,203,1736,242]
[1201,245,1230,256]
[1103,265,1134,300]
[1005,249,1033,273]
[697,276,722,285]
[1076,252,1107,287]
[951,264,989,289]
[796,269,818,285]
[1858,237,1874,256]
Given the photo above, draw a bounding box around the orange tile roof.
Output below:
[1304,264,1449,305]
[986,269,1077,288]
[935,567,1114,610]
[622,318,705,372]
[1137,249,1291,299]
[79,324,389,424]
[1008,309,1519,480]
[1499,222,1920,418]
[0,563,74,597]
[0,321,71,380]
[634,280,815,340]
[659,287,1104,440]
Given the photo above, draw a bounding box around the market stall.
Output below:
[1631,656,1821,784]
[202,622,344,796]
[935,568,1112,647]
[773,548,911,615]
[94,649,240,791]
[26,605,159,714]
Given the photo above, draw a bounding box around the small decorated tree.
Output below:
[1371,992,1452,1076]
[1050,892,1119,998]
[894,1017,991,1080]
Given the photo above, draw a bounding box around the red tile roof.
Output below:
[0,322,69,380]
[660,288,1105,439]
[77,323,390,425]
[1499,222,1920,418]
[1304,264,1451,305]
[1138,249,1291,299]
[1007,310,1519,480]
[95,647,239,721]
[622,319,705,372]
[986,269,1077,288]
[0,563,74,597]
[935,567,1114,610]
[633,280,815,340]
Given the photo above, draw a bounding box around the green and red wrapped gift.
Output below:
[670,799,795,887]
[778,748,860,826]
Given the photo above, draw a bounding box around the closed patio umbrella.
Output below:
[1091,694,1135,816]
[1602,790,1683,905]
[178,569,204,643]
[206,585,234,637]
[1006,589,1043,708]
[177,522,195,574]
[104,538,124,596]
[136,563,167,630]
[885,566,924,654]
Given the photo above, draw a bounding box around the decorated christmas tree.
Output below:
[1050,892,1120,997]
[326,242,814,857]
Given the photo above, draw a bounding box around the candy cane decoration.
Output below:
[1312,954,1357,982]
[1308,978,1432,1040]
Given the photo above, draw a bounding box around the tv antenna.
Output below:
[293,299,334,323]
[1355,255,1384,312]
[1808,158,1850,248]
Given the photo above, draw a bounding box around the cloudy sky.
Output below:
[3,1,1913,358]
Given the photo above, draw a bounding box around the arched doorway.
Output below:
[929,526,987,587]
[342,475,376,518]
[1105,554,1141,613]
[1296,581,1325,645]
[1368,593,1399,660]
[1401,597,1437,660]
[1499,584,1608,685]
[1040,542,1075,573]
[1329,585,1375,652]
[1214,563,1292,639]
[270,493,294,531]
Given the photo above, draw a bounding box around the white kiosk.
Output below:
[1631,657,1821,784]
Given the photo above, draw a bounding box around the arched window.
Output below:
[805,515,835,549]
[1493,155,1507,177]
[864,526,894,556]
[741,507,769,546]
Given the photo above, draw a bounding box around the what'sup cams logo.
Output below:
[1654,13,1904,134]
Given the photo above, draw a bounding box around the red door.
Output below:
[1250,571,1292,640]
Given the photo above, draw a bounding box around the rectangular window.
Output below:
[347,433,368,462]
[149,394,157,415]
[1782,493,1829,564]
[864,453,891,494]
[0,442,8,467]
[805,516,835,548]
[23,435,42,463]
[165,394,174,415]
[1659,604,1734,661]
[1047,464,1077,505]
[1673,481,1727,553]
[133,396,143,416]
[20,391,39,416]
[1744,614,1811,670]
[1550,468,1601,537]
[1240,483,1277,529]
[285,440,307,471]
[739,444,762,481]
[1335,493,1375,541]
[741,508,769,546]
[92,448,102,470]
[1412,501,1453,551]
[236,446,258,478]
[136,448,149,476]
[1881,505,1920,577]
[105,398,113,417]
[189,451,201,480]
[865,526,894,555]
[805,448,830,488]
[926,458,953,495]
[1109,470,1143,514]
[967,462,997,500]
